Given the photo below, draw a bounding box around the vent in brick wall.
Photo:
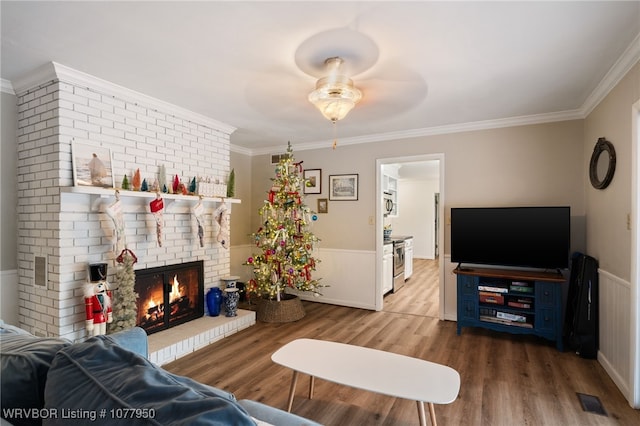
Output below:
[34,255,47,287]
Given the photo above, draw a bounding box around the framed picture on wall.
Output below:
[71,140,115,188]
[329,174,358,201]
[303,169,322,194]
[317,198,328,213]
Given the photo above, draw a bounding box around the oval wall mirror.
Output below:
[589,137,616,189]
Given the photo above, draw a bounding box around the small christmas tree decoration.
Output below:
[173,174,180,193]
[121,174,130,190]
[158,165,167,192]
[189,177,197,194]
[245,142,322,302]
[141,178,149,192]
[227,169,235,198]
[132,169,141,191]
[108,249,138,334]
[177,182,187,195]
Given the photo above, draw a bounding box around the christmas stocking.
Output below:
[192,201,205,247]
[149,196,164,247]
[214,203,229,249]
[105,198,126,253]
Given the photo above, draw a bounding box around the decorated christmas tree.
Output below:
[246,143,322,301]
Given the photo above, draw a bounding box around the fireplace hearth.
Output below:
[135,261,204,334]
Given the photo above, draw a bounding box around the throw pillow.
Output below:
[0,331,70,426]
[43,336,256,426]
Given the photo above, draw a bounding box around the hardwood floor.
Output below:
[165,275,639,425]
[383,258,439,318]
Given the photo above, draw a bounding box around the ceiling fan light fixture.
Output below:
[308,58,362,123]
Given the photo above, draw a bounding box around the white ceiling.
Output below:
[2,1,639,154]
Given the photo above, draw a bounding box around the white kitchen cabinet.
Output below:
[404,237,414,280]
[382,243,394,295]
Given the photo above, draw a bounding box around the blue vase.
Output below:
[206,287,222,316]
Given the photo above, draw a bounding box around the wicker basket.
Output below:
[256,294,305,323]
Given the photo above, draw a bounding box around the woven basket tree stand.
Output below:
[256,293,305,323]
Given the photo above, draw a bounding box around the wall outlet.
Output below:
[627,213,631,230]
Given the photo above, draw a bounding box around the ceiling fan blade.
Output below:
[348,57,426,109]
[356,75,428,117]
[295,28,379,78]
[244,66,315,120]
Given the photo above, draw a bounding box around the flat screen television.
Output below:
[451,206,570,270]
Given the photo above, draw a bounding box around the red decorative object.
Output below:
[116,248,138,264]
[84,282,112,336]
[173,174,180,193]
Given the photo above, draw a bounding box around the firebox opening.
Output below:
[134,261,204,334]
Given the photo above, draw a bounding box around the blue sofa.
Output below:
[0,321,319,426]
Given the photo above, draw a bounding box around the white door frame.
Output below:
[630,99,639,408]
[375,153,445,319]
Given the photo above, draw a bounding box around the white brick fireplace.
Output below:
[14,62,253,346]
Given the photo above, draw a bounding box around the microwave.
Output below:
[383,192,394,215]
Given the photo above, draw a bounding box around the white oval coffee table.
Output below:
[271,338,460,426]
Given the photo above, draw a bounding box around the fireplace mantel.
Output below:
[61,186,241,212]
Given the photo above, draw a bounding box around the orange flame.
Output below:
[169,275,182,303]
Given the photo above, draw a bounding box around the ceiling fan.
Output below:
[243,27,427,144]
[295,27,427,124]
[307,56,363,123]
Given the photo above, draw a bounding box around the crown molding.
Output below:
[240,33,640,157]
[10,62,56,95]
[230,144,253,156]
[581,32,640,117]
[0,79,15,95]
[11,62,237,135]
[247,108,584,156]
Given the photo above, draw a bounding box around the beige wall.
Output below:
[584,61,640,281]
[229,150,253,246]
[1,90,18,324]
[238,119,586,256]
[1,91,17,270]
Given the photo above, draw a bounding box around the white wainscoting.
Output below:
[231,245,377,310]
[0,269,18,325]
[598,268,631,401]
[232,245,460,316]
[298,248,377,310]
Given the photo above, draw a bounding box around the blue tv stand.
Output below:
[455,266,565,351]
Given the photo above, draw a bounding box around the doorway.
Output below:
[382,258,439,317]
[375,154,445,319]
[632,100,640,407]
